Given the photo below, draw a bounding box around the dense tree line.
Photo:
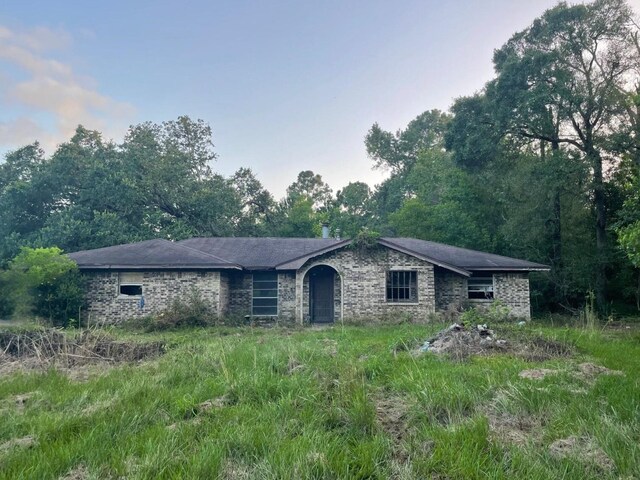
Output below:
[1,0,640,315]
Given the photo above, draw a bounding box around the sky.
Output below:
[2,0,639,198]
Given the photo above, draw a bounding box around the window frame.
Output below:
[252,272,278,316]
[467,276,494,300]
[385,270,418,304]
[118,272,143,297]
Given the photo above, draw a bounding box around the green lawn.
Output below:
[0,322,638,479]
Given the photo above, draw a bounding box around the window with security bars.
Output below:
[468,277,494,300]
[386,271,417,303]
[252,272,278,316]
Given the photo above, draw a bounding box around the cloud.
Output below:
[0,25,134,152]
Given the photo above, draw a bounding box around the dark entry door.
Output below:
[311,267,334,323]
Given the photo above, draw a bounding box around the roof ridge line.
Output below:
[171,241,241,267]
[274,238,352,268]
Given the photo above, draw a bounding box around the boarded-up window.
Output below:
[386,271,417,303]
[252,272,278,316]
[119,272,143,296]
[468,277,494,300]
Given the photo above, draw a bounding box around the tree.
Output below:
[231,168,276,236]
[388,149,493,250]
[284,170,333,211]
[332,182,373,238]
[276,197,318,237]
[7,247,84,325]
[366,110,450,173]
[0,144,52,263]
[486,0,638,311]
[366,110,451,231]
[120,116,239,238]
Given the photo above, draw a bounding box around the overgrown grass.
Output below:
[0,321,638,479]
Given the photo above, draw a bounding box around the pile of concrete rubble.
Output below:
[416,322,508,357]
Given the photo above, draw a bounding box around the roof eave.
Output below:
[466,266,551,272]
[378,238,471,276]
[76,264,242,270]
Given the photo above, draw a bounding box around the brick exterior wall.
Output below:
[434,270,531,319]
[83,271,222,325]
[219,272,230,316]
[228,271,252,316]
[493,272,531,318]
[434,268,466,311]
[81,251,532,324]
[278,273,297,322]
[296,246,435,323]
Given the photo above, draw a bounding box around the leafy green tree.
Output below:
[488,0,638,311]
[366,110,450,173]
[120,116,240,238]
[284,170,333,211]
[366,110,451,231]
[388,149,493,249]
[331,182,373,238]
[276,197,318,237]
[7,247,84,325]
[0,144,53,263]
[231,168,276,236]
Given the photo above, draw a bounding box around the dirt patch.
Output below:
[0,435,36,453]
[549,436,615,472]
[220,460,255,480]
[197,395,232,413]
[519,363,624,384]
[374,392,415,473]
[58,464,89,480]
[375,395,411,444]
[486,410,545,446]
[0,328,165,376]
[4,392,35,413]
[81,398,116,416]
[518,368,560,380]
[576,362,624,380]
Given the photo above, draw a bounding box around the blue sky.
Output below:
[2,0,638,197]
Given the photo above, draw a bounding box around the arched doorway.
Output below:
[305,265,339,324]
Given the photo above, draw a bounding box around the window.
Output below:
[468,277,494,300]
[252,272,278,316]
[119,272,143,296]
[386,271,417,303]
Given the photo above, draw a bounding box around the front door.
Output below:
[311,267,334,323]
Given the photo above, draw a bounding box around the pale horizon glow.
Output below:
[1,0,639,199]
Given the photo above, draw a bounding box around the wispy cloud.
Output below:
[0,25,135,151]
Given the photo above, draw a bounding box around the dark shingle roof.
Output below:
[177,237,345,269]
[69,236,548,273]
[68,239,240,270]
[381,238,549,271]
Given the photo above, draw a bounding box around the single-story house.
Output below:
[68,237,549,324]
